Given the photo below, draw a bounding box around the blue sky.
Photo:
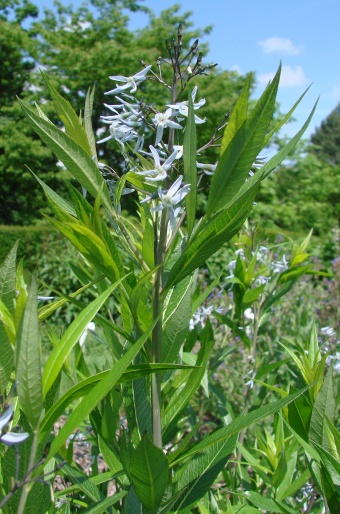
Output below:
[33,0,340,139]
[126,0,340,139]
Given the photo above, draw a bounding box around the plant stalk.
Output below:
[151,209,168,448]
[16,430,39,514]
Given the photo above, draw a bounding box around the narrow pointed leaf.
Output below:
[19,100,112,210]
[42,279,123,397]
[41,71,92,156]
[130,433,169,510]
[171,386,308,466]
[220,73,251,155]
[162,275,193,363]
[84,85,97,160]
[263,84,312,146]
[261,99,318,180]
[43,319,156,466]
[15,276,43,428]
[206,65,281,216]
[174,433,238,512]
[165,184,258,290]
[309,370,335,450]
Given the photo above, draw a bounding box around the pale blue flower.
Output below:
[153,109,182,145]
[0,404,29,446]
[196,161,217,176]
[105,65,152,95]
[136,145,179,182]
[150,176,190,227]
[167,86,206,124]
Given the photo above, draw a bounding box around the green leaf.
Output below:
[15,276,43,428]
[42,319,157,467]
[220,73,251,155]
[183,90,197,237]
[0,241,18,315]
[165,184,258,290]
[206,66,280,216]
[19,99,112,210]
[57,459,103,502]
[38,281,94,321]
[314,443,340,487]
[83,491,127,513]
[263,84,312,146]
[41,71,92,156]
[42,279,123,397]
[163,320,214,435]
[40,364,195,437]
[130,433,169,510]
[30,169,76,216]
[261,99,319,180]
[162,275,193,363]
[84,84,97,160]
[46,218,123,283]
[171,386,308,466]
[173,433,238,512]
[309,370,335,450]
[278,468,311,501]
[245,491,296,514]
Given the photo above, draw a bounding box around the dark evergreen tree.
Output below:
[311,102,340,165]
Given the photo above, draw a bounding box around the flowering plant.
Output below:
[1,23,337,514]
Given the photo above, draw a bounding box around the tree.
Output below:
[310,102,340,165]
[0,0,251,224]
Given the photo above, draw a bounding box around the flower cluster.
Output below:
[97,61,209,230]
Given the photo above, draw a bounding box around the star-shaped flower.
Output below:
[105,65,152,95]
[151,176,190,227]
[136,145,179,182]
[153,109,182,146]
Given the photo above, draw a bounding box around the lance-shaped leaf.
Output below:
[130,433,169,510]
[84,84,97,160]
[46,218,123,283]
[162,275,193,363]
[40,364,195,434]
[220,73,251,156]
[42,318,157,467]
[171,386,309,466]
[173,433,238,512]
[41,71,92,156]
[42,279,123,397]
[19,100,112,210]
[0,244,18,391]
[15,276,43,428]
[309,370,335,451]
[164,183,258,291]
[163,320,214,433]
[183,90,197,237]
[206,65,281,216]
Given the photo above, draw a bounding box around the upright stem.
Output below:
[151,210,168,448]
[17,430,39,514]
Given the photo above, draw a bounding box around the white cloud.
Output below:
[258,37,303,55]
[258,65,307,88]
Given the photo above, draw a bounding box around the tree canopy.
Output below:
[310,102,340,165]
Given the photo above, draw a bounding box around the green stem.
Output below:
[151,210,168,448]
[17,430,39,514]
